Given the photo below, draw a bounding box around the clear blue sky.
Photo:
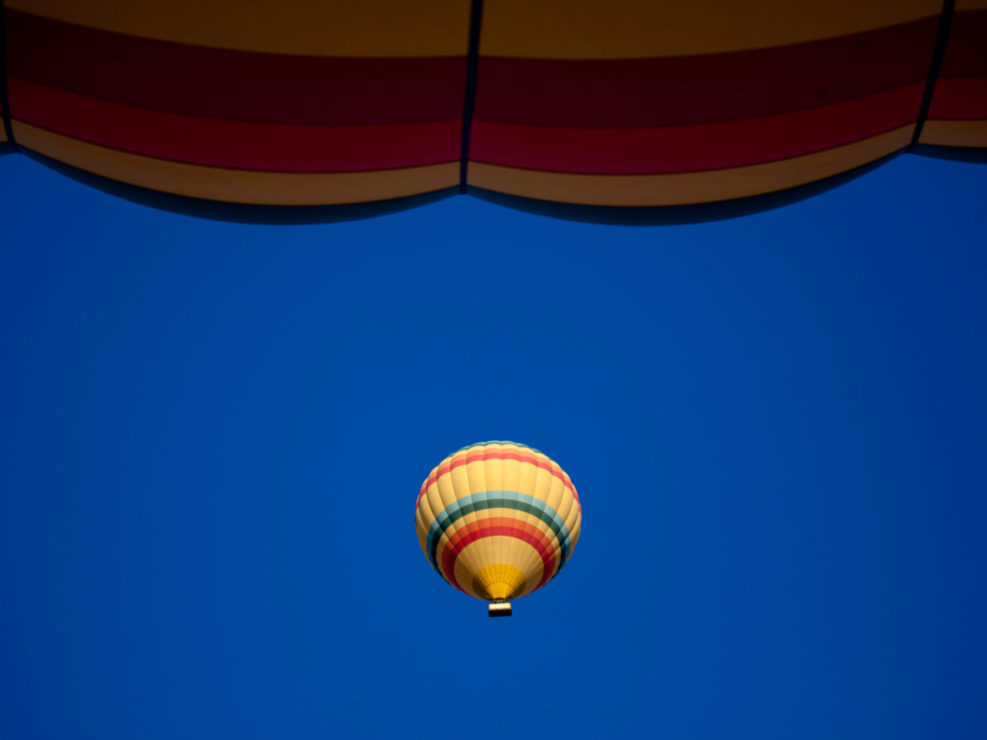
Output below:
[1,153,986,739]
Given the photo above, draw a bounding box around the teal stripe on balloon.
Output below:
[449,440,546,456]
[425,490,571,576]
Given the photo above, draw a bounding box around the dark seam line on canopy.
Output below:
[0,1,19,149]
[910,0,956,149]
[459,0,484,193]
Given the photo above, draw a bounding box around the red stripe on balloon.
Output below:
[474,18,937,128]
[440,517,557,594]
[8,78,461,171]
[928,78,987,120]
[470,84,922,174]
[421,449,579,503]
[6,9,465,126]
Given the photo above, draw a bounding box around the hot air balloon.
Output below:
[1,0,984,223]
[415,442,581,617]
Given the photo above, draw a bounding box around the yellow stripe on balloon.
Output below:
[453,537,545,600]
[13,122,459,205]
[468,126,914,206]
[919,120,987,148]
[432,507,564,571]
[421,445,577,506]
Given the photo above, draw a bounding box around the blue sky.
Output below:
[1,153,986,739]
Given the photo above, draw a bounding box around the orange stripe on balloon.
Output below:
[440,517,557,592]
[418,449,579,506]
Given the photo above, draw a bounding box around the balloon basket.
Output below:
[488,602,512,617]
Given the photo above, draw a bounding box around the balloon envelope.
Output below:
[1,1,985,221]
[415,442,581,604]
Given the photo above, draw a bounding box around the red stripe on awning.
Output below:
[8,78,461,171]
[474,18,937,128]
[471,85,922,174]
[6,10,465,126]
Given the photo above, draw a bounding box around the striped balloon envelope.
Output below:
[1,0,985,223]
[415,442,581,616]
